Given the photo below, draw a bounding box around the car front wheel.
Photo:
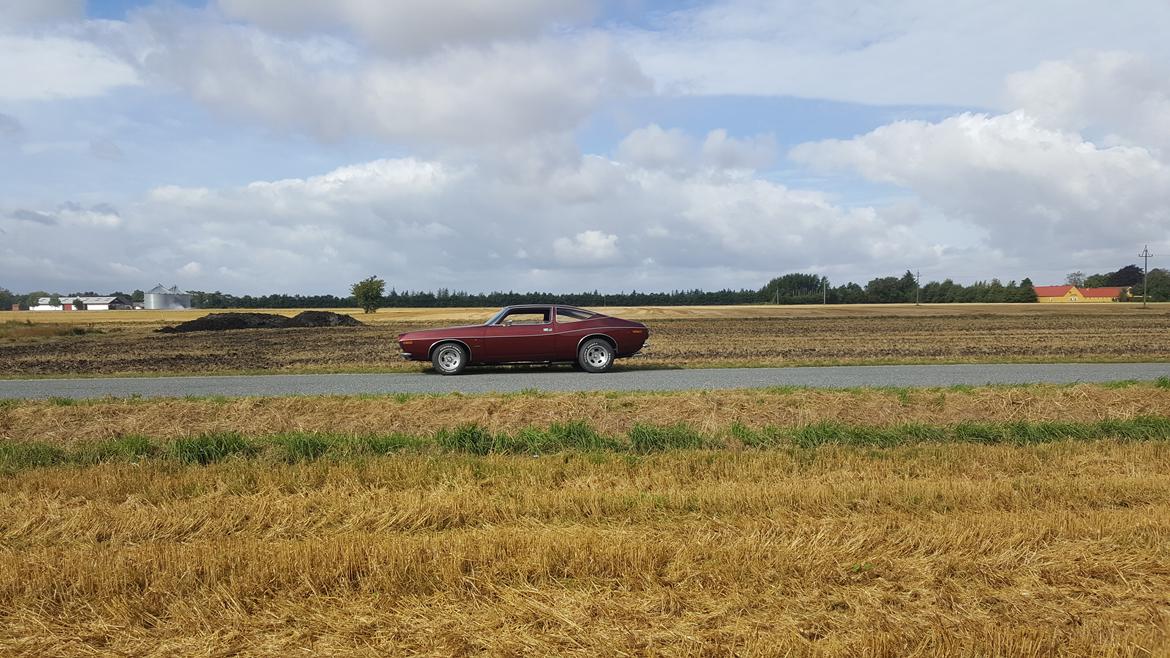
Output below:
[431,343,467,375]
[577,338,614,373]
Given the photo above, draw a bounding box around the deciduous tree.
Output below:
[351,276,386,314]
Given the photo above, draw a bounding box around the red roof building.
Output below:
[1035,285,1129,303]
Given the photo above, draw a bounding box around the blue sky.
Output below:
[2,0,1168,295]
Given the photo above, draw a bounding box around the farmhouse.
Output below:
[30,296,132,311]
[1034,285,1129,303]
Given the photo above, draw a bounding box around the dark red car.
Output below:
[397,305,649,375]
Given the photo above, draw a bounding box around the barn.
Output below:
[30,296,132,311]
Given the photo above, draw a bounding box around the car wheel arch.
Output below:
[576,333,617,352]
[429,339,473,361]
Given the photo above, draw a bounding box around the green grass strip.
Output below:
[4,416,1170,472]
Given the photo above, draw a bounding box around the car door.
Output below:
[482,307,557,361]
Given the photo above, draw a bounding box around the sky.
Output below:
[1,0,1168,295]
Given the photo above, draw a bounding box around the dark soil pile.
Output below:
[158,311,363,333]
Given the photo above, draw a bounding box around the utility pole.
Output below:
[823,278,827,305]
[1139,245,1154,308]
[915,270,921,306]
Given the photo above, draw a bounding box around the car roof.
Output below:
[497,304,601,314]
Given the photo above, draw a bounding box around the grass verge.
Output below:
[5,416,1170,472]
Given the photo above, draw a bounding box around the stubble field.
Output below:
[2,384,1170,655]
[2,303,1169,377]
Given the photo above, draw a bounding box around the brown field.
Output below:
[4,385,1170,655]
[2,303,1169,377]
[2,443,1168,655]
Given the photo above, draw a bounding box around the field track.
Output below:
[2,362,1169,399]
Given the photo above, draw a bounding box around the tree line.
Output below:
[761,272,1038,304]
[4,264,1168,311]
[1066,264,1170,301]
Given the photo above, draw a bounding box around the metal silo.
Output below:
[145,284,192,310]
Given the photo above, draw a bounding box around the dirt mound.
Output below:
[158,311,363,333]
[285,311,364,328]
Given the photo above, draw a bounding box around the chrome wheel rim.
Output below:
[584,344,610,368]
[437,346,462,371]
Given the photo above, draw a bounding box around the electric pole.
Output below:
[823,278,827,305]
[915,270,921,306]
[1139,245,1154,308]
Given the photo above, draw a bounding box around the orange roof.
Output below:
[1034,285,1074,297]
[1080,286,1126,298]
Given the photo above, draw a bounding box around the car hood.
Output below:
[398,325,484,340]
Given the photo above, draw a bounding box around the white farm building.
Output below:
[30,296,132,311]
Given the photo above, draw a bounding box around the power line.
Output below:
[1139,245,1155,309]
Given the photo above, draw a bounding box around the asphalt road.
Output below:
[1,363,1168,400]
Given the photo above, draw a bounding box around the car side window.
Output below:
[556,308,593,323]
[499,309,550,325]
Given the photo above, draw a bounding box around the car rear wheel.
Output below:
[432,343,467,375]
[578,338,614,373]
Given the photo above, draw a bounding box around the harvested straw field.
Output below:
[3,384,1170,655]
[3,304,1170,377]
[2,441,1168,655]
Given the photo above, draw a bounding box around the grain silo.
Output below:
[145,284,192,310]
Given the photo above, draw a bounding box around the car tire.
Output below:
[431,342,468,375]
[577,338,614,373]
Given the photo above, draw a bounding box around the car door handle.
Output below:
[543,327,552,332]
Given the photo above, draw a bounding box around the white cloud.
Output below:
[216,0,593,54]
[790,110,1170,257]
[1,152,948,293]
[1005,52,1170,154]
[619,0,1170,108]
[617,124,776,171]
[616,124,693,170]
[553,230,620,265]
[132,13,646,144]
[0,0,84,27]
[178,261,203,275]
[109,262,142,276]
[0,35,140,101]
[701,129,775,170]
[57,202,123,228]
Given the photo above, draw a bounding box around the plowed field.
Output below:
[2,305,1169,376]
